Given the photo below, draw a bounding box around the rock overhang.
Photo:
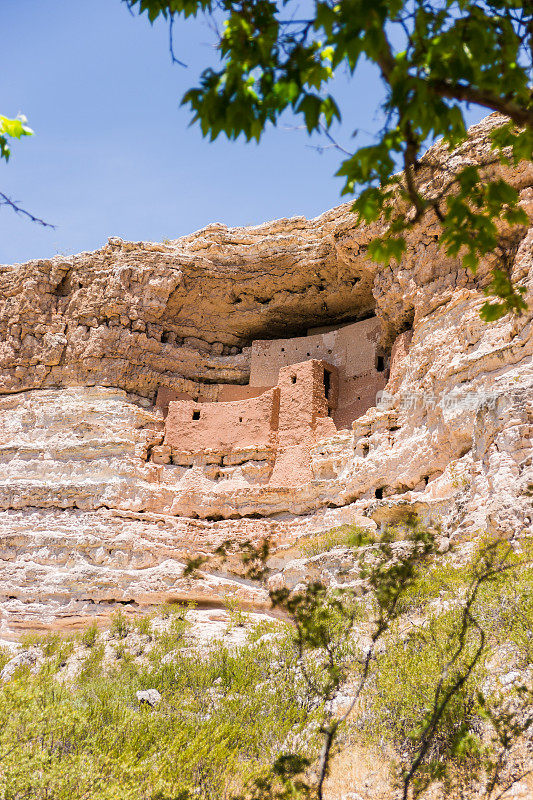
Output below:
[0,113,531,634]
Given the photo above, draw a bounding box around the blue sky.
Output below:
[1,0,486,265]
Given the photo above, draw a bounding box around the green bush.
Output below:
[109,609,130,639]
[134,615,152,638]
[0,619,320,800]
[298,524,375,558]
[368,605,481,754]
[0,647,11,674]
[80,620,99,648]
[359,537,533,791]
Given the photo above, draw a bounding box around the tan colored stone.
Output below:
[0,114,531,635]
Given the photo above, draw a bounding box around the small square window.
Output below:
[192,410,200,420]
[291,375,296,384]
[239,417,243,422]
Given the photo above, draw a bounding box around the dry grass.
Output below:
[323,740,533,800]
[323,742,395,800]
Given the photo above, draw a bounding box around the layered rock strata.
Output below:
[0,114,531,636]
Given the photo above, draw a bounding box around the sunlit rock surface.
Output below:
[0,115,531,636]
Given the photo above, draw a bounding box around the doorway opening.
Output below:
[323,367,333,416]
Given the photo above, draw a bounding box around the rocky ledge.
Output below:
[0,114,531,636]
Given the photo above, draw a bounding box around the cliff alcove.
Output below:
[0,113,531,637]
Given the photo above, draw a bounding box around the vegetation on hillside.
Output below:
[362,537,533,797]
[0,610,322,800]
[0,522,531,799]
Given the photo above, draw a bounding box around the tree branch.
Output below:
[402,543,515,800]
[429,80,533,129]
[169,15,187,67]
[0,192,54,228]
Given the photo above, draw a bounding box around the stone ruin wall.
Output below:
[156,315,386,431]
[156,359,339,485]
[163,387,280,459]
[154,316,388,486]
[0,114,531,636]
[249,316,387,428]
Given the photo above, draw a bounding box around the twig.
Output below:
[169,15,187,68]
[490,767,533,800]
[0,191,55,228]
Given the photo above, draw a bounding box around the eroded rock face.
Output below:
[0,115,531,636]
[0,206,377,400]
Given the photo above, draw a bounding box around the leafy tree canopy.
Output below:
[125,0,532,320]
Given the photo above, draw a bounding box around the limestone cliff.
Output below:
[0,114,531,637]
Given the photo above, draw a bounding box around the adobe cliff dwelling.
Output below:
[0,114,531,636]
[154,316,386,487]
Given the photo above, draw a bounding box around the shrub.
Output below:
[19,631,43,649]
[0,619,319,800]
[134,615,152,638]
[0,647,11,674]
[109,609,130,639]
[80,620,99,648]
[224,595,247,628]
[358,536,533,793]
[298,523,375,558]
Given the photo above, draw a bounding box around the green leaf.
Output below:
[0,114,33,163]
[0,115,33,139]
[296,94,323,133]
[368,235,406,264]
[0,135,10,162]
